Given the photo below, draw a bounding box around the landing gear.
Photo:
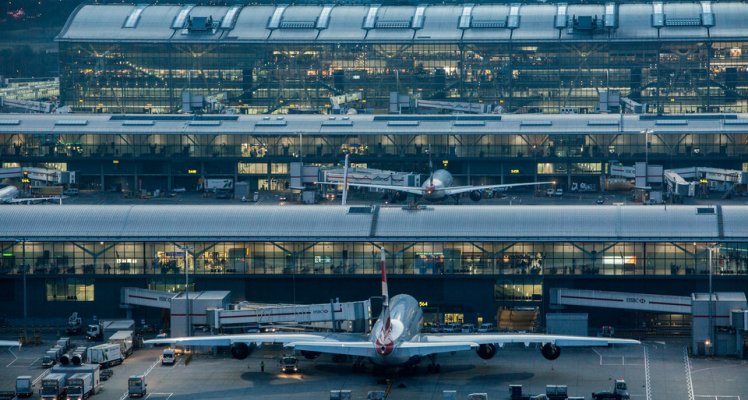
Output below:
[351,357,367,373]
[426,355,441,373]
[452,195,460,204]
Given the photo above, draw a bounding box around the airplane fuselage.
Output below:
[368,294,424,365]
[421,169,454,201]
[0,186,19,203]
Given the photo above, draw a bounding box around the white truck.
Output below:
[86,320,134,341]
[65,373,94,400]
[41,373,66,400]
[86,344,123,368]
[107,330,134,357]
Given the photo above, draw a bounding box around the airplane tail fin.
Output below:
[428,144,434,187]
[380,246,389,307]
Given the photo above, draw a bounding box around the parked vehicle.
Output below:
[65,373,94,400]
[127,375,147,398]
[477,323,496,333]
[107,331,134,357]
[42,350,60,368]
[161,348,176,366]
[41,373,66,400]
[86,344,123,368]
[592,380,630,400]
[461,323,476,333]
[15,376,33,398]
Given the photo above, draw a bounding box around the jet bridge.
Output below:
[209,300,370,330]
[550,288,692,314]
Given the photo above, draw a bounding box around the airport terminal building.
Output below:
[1,205,747,332]
[1,113,748,192]
[56,2,748,114]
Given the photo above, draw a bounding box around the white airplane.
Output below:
[330,168,553,202]
[0,185,64,205]
[319,153,552,202]
[146,249,639,370]
[0,340,20,347]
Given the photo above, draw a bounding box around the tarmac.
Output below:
[1,337,746,400]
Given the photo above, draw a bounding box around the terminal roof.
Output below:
[57,2,745,44]
[2,114,748,136]
[0,205,742,242]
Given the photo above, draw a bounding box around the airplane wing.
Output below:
[0,340,20,347]
[442,181,554,196]
[316,181,425,196]
[5,196,63,204]
[414,333,639,348]
[145,332,366,347]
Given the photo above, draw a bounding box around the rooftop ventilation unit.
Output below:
[187,16,214,32]
[279,20,316,29]
[375,19,411,29]
[471,19,507,29]
[572,15,598,31]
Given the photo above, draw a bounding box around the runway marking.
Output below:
[28,357,39,367]
[5,347,17,367]
[643,345,652,400]
[695,396,741,400]
[32,369,50,385]
[684,347,695,400]
[119,357,162,400]
[145,393,173,400]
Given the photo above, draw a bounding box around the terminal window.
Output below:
[45,278,94,301]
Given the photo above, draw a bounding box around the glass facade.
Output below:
[2,240,744,277]
[58,40,748,114]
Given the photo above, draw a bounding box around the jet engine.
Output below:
[476,344,496,360]
[469,190,482,202]
[541,343,561,360]
[230,343,252,360]
[71,354,83,366]
[300,350,321,360]
[59,354,71,365]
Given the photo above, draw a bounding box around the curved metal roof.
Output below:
[2,113,748,137]
[0,205,743,242]
[56,2,748,44]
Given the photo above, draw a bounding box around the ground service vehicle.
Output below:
[127,375,146,398]
[86,320,135,341]
[41,373,66,400]
[161,349,176,366]
[592,380,630,400]
[65,373,93,400]
[86,344,123,368]
[107,331,134,357]
[42,350,59,368]
[66,313,82,335]
[280,355,299,373]
[477,323,495,333]
[15,376,33,398]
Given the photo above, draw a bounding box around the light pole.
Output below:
[706,244,720,356]
[15,239,26,326]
